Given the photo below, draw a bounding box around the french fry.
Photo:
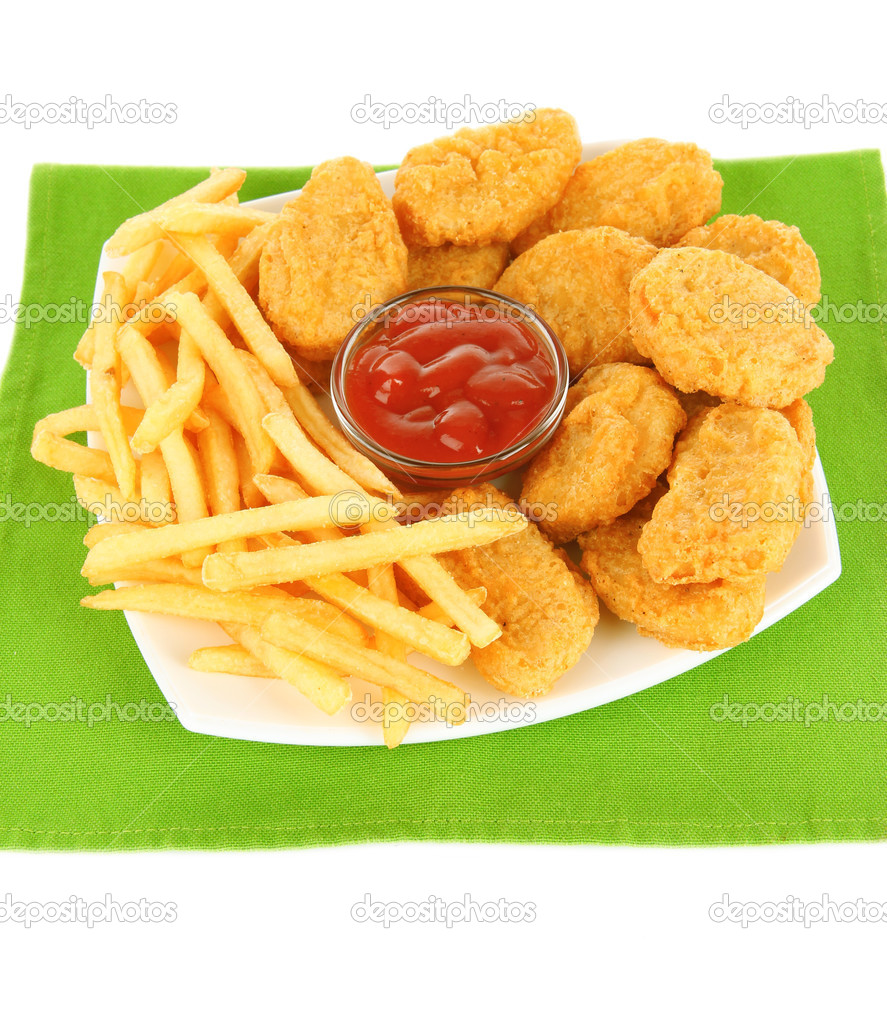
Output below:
[130,331,206,454]
[83,521,150,547]
[139,449,172,510]
[418,586,487,625]
[284,384,401,498]
[80,583,367,648]
[72,475,157,525]
[122,240,166,295]
[232,433,266,509]
[115,322,210,559]
[86,557,204,587]
[262,412,358,497]
[188,644,269,678]
[202,507,526,591]
[171,233,297,388]
[31,428,116,482]
[82,496,384,578]
[197,409,246,554]
[252,474,343,543]
[261,612,469,724]
[255,530,470,666]
[167,291,275,474]
[366,561,412,749]
[91,272,137,499]
[223,624,351,716]
[105,168,247,255]
[155,203,274,237]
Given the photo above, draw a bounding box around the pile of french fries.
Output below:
[30,168,528,748]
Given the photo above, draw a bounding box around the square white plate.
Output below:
[90,142,842,746]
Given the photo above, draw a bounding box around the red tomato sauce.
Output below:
[344,299,557,463]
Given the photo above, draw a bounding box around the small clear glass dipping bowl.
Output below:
[330,286,569,488]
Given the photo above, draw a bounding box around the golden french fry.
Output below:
[202,508,526,591]
[262,412,358,497]
[130,331,206,454]
[255,530,470,665]
[72,475,161,525]
[31,428,116,482]
[188,644,270,678]
[105,168,247,255]
[139,449,172,509]
[231,432,266,509]
[167,291,275,474]
[114,323,210,557]
[156,203,274,237]
[252,474,343,542]
[91,272,137,499]
[122,240,166,294]
[261,612,468,724]
[82,496,383,578]
[285,384,401,499]
[80,583,367,647]
[83,521,150,547]
[197,409,246,554]
[74,326,95,368]
[367,561,412,749]
[86,557,204,587]
[417,586,487,625]
[171,233,296,388]
[223,624,351,716]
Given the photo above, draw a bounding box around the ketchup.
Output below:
[344,299,556,463]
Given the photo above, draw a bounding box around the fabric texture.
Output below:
[0,152,884,851]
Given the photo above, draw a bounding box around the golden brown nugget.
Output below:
[675,214,821,306]
[579,488,766,651]
[779,398,817,510]
[438,485,598,698]
[638,404,805,584]
[392,109,581,247]
[259,157,407,361]
[495,227,658,375]
[521,364,686,543]
[513,138,723,253]
[629,247,834,407]
[406,241,510,290]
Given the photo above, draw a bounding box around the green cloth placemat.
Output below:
[1,153,885,851]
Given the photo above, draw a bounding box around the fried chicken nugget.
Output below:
[438,485,599,698]
[495,227,658,375]
[259,156,408,361]
[779,398,817,510]
[638,403,805,584]
[675,214,821,306]
[406,241,510,291]
[629,247,834,407]
[392,109,581,247]
[521,364,686,543]
[512,138,723,254]
[578,487,766,651]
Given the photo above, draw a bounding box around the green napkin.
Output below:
[1,153,885,851]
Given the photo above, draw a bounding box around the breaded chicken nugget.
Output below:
[495,227,658,375]
[512,138,723,253]
[521,364,686,543]
[259,156,408,361]
[578,487,766,651]
[406,241,509,291]
[392,109,581,247]
[779,398,817,510]
[675,214,821,306]
[629,247,834,407]
[438,485,598,698]
[638,403,805,584]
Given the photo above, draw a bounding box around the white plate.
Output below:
[90,142,842,746]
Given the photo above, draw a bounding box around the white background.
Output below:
[2,2,886,1019]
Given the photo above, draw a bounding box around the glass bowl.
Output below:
[330,286,569,489]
